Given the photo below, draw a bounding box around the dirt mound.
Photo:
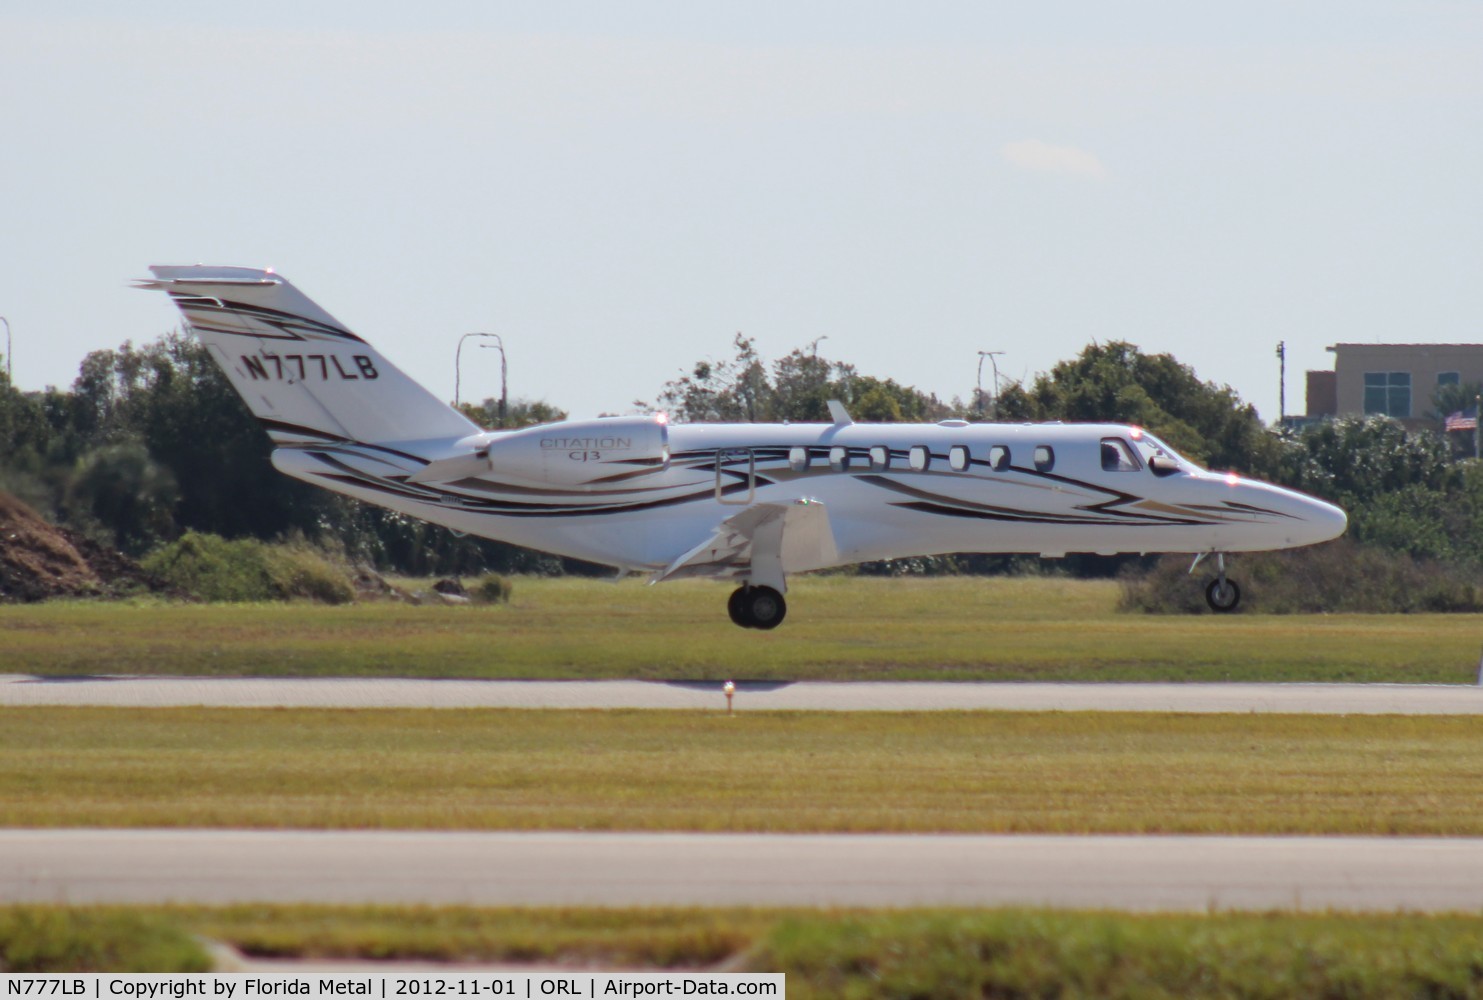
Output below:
[0,492,172,602]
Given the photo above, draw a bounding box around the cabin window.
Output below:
[909,446,930,471]
[829,446,849,472]
[869,446,890,471]
[1439,371,1461,387]
[1100,437,1141,472]
[949,445,971,472]
[788,446,810,472]
[988,445,1010,471]
[1034,445,1055,472]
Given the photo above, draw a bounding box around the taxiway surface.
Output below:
[4,829,1482,911]
[3,675,1482,713]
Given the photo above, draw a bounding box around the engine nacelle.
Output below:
[481,415,669,489]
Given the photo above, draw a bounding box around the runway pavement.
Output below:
[5,829,1483,911]
[3,675,1483,713]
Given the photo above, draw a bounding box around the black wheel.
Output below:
[728,586,754,628]
[743,585,787,630]
[1205,578,1241,613]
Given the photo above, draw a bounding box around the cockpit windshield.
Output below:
[1128,429,1199,472]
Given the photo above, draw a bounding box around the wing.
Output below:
[652,499,836,592]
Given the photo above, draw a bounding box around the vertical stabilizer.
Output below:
[137,265,478,448]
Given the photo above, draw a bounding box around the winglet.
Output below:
[827,400,853,426]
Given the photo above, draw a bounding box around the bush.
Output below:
[141,532,355,604]
[1119,539,1483,614]
[471,573,514,604]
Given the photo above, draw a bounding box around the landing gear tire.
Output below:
[727,587,753,628]
[1205,578,1241,613]
[728,585,787,630]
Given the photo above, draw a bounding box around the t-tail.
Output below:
[135,265,478,452]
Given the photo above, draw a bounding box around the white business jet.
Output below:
[140,265,1347,629]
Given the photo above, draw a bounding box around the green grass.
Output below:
[757,909,1483,999]
[2,576,1481,681]
[6,708,1483,835]
[10,903,1483,997]
[184,904,768,967]
[0,907,210,972]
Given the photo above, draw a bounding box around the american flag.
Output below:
[1445,407,1478,432]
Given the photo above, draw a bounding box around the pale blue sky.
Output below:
[2,2,1480,423]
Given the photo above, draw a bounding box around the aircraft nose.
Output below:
[1298,495,1348,545]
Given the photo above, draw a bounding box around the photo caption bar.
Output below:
[0,975,783,1000]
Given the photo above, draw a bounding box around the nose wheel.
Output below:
[728,585,787,630]
[1192,552,1242,613]
[1199,551,1242,613]
[1205,577,1241,612]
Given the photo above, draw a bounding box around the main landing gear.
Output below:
[1196,552,1242,613]
[728,585,787,630]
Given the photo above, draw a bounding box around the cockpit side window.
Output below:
[1100,437,1142,472]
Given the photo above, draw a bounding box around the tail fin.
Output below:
[137,265,478,448]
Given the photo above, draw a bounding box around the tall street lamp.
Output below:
[455,332,507,427]
[976,350,1004,420]
[1,316,10,386]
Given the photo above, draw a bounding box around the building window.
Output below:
[1363,372,1411,418]
[1439,371,1461,387]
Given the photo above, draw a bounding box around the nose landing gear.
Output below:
[1193,552,1242,613]
[728,585,787,630]
[1205,576,1241,612]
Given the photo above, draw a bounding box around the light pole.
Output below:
[455,332,507,427]
[1,316,10,386]
[807,335,828,357]
[1275,341,1286,424]
[976,350,1004,420]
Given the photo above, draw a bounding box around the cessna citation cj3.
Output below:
[141,265,1347,629]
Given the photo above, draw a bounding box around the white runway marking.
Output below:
[3,676,1483,713]
[3,829,1482,911]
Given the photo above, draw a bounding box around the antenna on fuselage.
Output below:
[827,400,853,426]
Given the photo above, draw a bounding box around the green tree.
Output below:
[647,336,946,423]
[65,442,179,555]
[458,397,569,430]
[1428,380,1483,459]
[997,341,1279,474]
[1273,416,1464,561]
